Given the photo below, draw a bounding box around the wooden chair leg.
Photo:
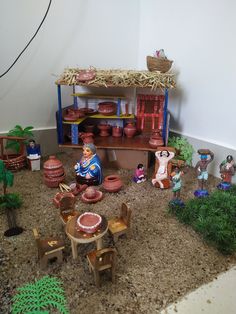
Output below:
[40,256,48,270]
[94,270,100,287]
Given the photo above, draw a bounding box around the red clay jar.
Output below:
[149,130,164,148]
[43,156,65,188]
[124,122,137,138]
[112,126,123,137]
[103,175,123,192]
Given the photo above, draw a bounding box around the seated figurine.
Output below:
[133,163,146,183]
[26,139,41,159]
[74,143,102,186]
[152,149,175,189]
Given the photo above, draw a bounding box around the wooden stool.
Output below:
[33,229,65,269]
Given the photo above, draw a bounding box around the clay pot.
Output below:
[149,130,164,148]
[124,122,137,138]
[53,192,75,208]
[43,156,65,188]
[103,175,123,192]
[84,124,95,133]
[81,187,103,204]
[80,132,94,144]
[98,124,111,137]
[112,126,123,137]
[98,102,116,116]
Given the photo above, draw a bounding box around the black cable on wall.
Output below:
[0,0,52,78]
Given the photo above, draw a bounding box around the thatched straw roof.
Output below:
[56,68,176,90]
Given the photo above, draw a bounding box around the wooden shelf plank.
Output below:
[60,135,157,152]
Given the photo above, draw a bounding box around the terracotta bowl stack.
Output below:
[43,156,65,188]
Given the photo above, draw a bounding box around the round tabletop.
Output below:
[65,213,108,244]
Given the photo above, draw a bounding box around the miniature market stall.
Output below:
[55,68,176,169]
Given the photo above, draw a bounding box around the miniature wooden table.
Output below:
[65,213,108,259]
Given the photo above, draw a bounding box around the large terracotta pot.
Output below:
[103,175,123,192]
[43,156,65,188]
[124,122,136,138]
[149,130,164,148]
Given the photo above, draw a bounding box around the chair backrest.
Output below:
[59,194,75,214]
[120,203,132,227]
[94,248,117,271]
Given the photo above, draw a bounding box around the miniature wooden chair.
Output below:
[59,193,77,225]
[86,247,117,287]
[33,228,65,270]
[108,203,132,243]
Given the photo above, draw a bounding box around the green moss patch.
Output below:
[169,188,236,254]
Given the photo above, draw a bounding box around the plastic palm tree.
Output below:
[12,276,69,314]
[0,160,23,236]
[6,125,34,153]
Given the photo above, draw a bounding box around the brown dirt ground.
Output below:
[1,151,236,314]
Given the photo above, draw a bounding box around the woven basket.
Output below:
[146,56,173,73]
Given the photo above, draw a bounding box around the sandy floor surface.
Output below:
[1,151,236,313]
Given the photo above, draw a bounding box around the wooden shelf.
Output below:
[62,114,135,125]
[71,93,127,99]
[60,135,157,152]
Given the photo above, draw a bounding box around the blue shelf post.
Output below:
[162,88,169,146]
[71,86,79,144]
[57,84,63,144]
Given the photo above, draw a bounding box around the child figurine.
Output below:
[194,149,214,197]
[133,164,146,183]
[26,139,41,171]
[169,166,184,207]
[217,155,235,190]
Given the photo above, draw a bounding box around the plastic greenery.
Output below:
[168,135,194,166]
[0,160,14,194]
[6,125,34,153]
[12,276,69,314]
[168,188,236,254]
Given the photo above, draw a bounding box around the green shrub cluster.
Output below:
[168,188,236,254]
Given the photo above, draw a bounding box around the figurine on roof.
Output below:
[74,143,102,186]
[133,163,146,183]
[194,149,214,197]
[217,155,235,190]
[152,149,175,189]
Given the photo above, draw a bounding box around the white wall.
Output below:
[138,0,236,150]
[0,0,139,132]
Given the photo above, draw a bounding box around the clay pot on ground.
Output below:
[43,156,65,188]
[124,122,137,138]
[112,126,123,137]
[98,102,116,116]
[149,130,164,148]
[81,187,103,204]
[103,175,123,192]
[98,124,111,137]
